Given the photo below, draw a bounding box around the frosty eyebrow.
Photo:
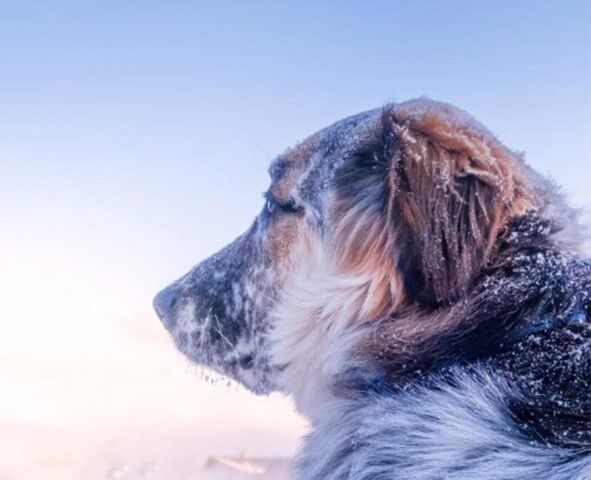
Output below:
[268,158,288,182]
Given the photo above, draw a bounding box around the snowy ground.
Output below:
[0,421,297,480]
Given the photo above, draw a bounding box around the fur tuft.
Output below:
[298,367,591,480]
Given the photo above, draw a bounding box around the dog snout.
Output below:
[153,286,177,324]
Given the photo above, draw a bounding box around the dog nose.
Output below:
[153,286,177,320]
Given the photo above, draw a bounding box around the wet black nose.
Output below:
[153,286,177,320]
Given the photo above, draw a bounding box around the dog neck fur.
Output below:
[270,226,403,420]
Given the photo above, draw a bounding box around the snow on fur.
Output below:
[298,368,591,480]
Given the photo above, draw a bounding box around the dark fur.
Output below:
[343,120,591,449]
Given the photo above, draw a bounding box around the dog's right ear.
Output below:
[385,99,533,306]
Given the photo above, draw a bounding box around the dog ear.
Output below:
[386,99,532,306]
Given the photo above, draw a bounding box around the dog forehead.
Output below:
[269,107,383,202]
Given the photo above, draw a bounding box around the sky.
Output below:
[0,0,589,456]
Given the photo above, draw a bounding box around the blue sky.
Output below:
[1,1,590,289]
[0,1,589,432]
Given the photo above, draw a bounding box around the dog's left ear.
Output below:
[386,99,532,306]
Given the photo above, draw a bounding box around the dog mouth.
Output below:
[154,307,280,394]
[199,355,279,395]
[152,255,283,395]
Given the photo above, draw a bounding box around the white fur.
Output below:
[298,368,591,480]
[269,228,591,480]
[270,232,382,419]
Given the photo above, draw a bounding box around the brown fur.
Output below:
[332,202,406,319]
[387,104,534,306]
[267,214,300,259]
[337,102,544,375]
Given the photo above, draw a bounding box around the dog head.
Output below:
[153,98,537,404]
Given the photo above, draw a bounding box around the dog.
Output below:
[153,98,591,479]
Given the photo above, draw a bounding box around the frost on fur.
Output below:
[154,98,591,480]
[298,368,591,480]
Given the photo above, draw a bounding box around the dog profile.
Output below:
[154,98,591,479]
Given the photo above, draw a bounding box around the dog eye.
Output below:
[280,200,304,215]
[264,192,303,215]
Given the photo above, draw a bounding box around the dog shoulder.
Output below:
[297,365,591,480]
